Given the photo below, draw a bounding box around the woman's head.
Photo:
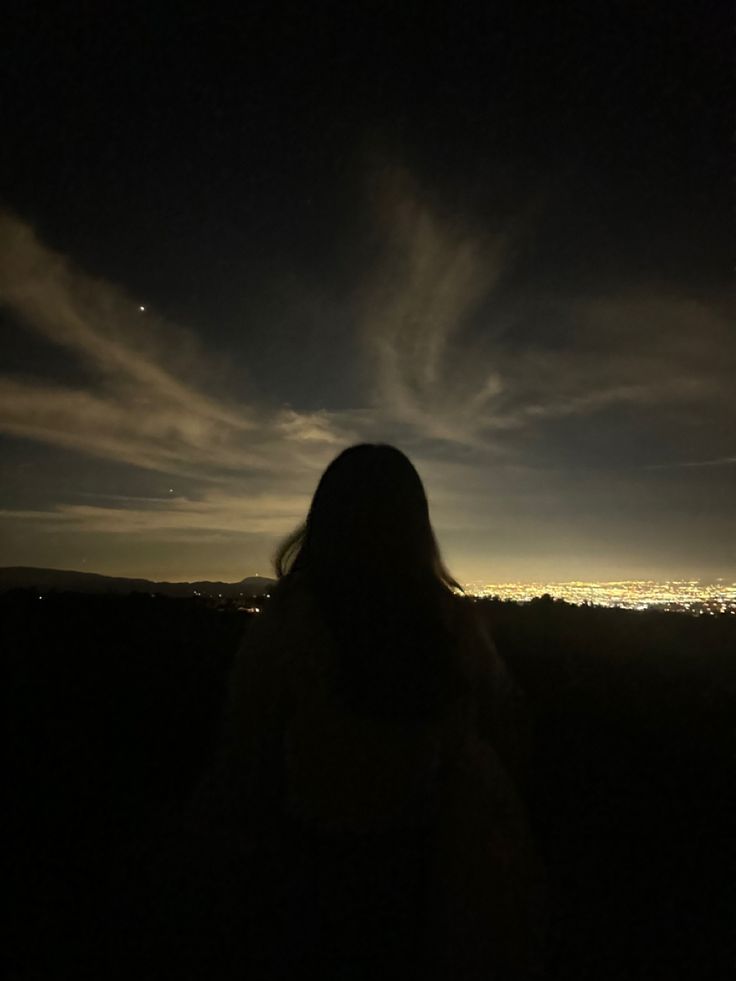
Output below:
[275,443,458,592]
[274,444,464,719]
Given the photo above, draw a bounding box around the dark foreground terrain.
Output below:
[5,591,735,979]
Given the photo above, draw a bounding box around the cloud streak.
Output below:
[0,210,352,481]
[646,455,736,470]
[0,488,309,537]
[363,171,734,451]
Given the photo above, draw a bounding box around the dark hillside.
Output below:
[481,598,735,980]
[5,591,734,979]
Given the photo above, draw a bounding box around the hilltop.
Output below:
[0,566,276,598]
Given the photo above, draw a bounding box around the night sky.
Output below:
[1,3,733,583]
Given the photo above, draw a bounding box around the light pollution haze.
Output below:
[0,193,733,586]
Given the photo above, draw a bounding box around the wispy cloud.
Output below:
[0,488,309,537]
[362,167,507,444]
[0,210,351,480]
[363,170,734,448]
[646,456,736,470]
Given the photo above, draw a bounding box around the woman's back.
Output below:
[226,579,468,836]
[203,445,541,978]
[216,577,538,978]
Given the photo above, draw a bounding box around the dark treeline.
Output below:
[5,590,735,979]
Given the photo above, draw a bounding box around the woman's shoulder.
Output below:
[269,574,325,630]
[241,575,330,668]
[444,593,490,643]
[446,597,511,690]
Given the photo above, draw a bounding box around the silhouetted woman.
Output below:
[214,444,541,979]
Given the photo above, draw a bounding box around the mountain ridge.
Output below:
[0,566,276,597]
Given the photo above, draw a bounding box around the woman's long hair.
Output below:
[274,444,465,719]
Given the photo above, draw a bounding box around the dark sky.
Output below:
[1,2,733,583]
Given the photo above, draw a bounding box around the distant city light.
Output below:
[462,579,736,615]
[178,579,733,617]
